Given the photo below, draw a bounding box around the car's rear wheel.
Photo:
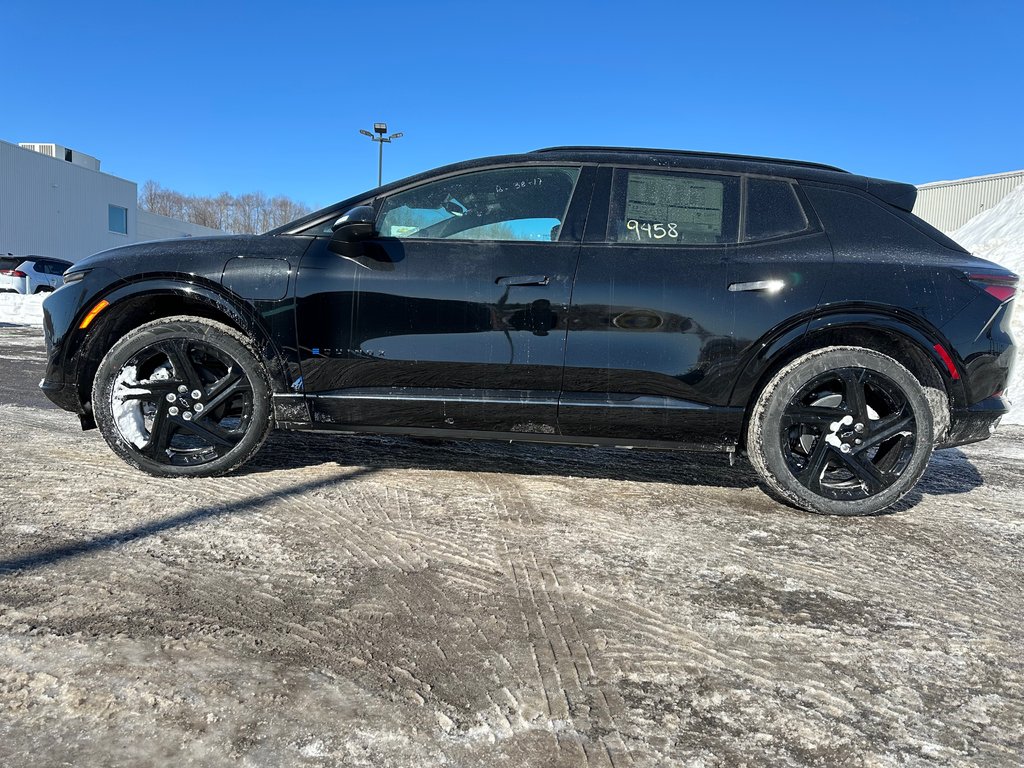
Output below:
[92,316,272,477]
[747,347,934,515]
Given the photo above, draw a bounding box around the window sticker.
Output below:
[624,174,725,240]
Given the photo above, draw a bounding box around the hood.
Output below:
[68,235,270,279]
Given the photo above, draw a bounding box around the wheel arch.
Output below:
[731,309,965,448]
[70,278,292,417]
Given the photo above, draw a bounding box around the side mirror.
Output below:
[329,206,376,249]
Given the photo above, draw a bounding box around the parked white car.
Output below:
[0,256,73,294]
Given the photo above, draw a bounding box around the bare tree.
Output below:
[270,195,308,229]
[139,180,163,214]
[138,181,311,234]
[187,196,223,230]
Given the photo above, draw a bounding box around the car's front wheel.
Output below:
[92,316,272,477]
[747,346,934,516]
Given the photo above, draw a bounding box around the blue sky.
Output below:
[3,1,1021,211]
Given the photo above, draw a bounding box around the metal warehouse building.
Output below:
[914,169,1024,233]
[0,139,221,263]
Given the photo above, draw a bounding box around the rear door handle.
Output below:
[496,274,550,286]
[728,279,786,293]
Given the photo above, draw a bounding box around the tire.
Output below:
[91,316,272,477]
[746,346,934,516]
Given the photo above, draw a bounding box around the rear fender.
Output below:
[729,307,968,413]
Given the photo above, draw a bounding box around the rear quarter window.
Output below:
[743,178,810,241]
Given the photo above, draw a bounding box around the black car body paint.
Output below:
[41,148,1017,461]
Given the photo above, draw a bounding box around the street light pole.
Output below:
[377,139,384,188]
[359,123,404,187]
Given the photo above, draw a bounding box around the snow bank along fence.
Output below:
[915,170,1024,233]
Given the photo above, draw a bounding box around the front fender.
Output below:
[65,276,296,398]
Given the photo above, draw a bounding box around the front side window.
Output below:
[608,169,740,245]
[743,178,810,241]
[108,204,128,234]
[376,166,581,242]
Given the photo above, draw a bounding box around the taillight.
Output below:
[933,343,961,380]
[967,272,1017,302]
[1,269,28,278]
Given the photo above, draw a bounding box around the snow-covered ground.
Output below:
[0,294,44,327]
[949,182,1024,424]
[2,364,1024,766]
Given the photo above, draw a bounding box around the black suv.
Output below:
[41,147,1017,515]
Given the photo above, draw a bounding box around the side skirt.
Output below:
[275,392,738,452]
[284,422,736,453]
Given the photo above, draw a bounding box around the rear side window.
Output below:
[743,178,809,242]
[608,169,740,245]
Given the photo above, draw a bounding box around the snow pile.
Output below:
[952,181,1024,268]
[950,182,1024,424]
[0,293,44,327]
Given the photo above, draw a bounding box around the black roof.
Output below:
[526,146,914,210]
[532,146,848,174]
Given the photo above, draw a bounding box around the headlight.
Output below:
[63,270,90,285]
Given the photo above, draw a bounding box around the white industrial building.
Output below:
[0,139,222,263]
[914,169,1024,233]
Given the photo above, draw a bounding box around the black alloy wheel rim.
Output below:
[110,338,254,466]
[780,367,917,501]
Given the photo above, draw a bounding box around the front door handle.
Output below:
[496,274,550,286]
[728,279,786,293]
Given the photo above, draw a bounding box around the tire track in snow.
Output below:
[488,475,633,767]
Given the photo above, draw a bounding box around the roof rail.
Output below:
[531,146,848,173]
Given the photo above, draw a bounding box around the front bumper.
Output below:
[38,377,78,410]
[39,375,96,429]
[37,269,122,417]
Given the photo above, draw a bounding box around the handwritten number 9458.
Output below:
[626,220,678,240]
